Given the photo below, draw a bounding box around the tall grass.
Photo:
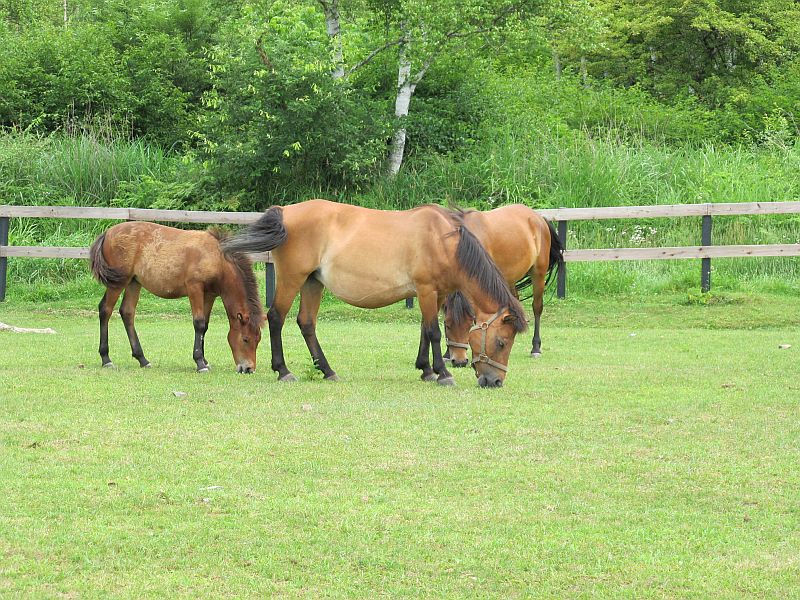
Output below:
[0,130,175,207]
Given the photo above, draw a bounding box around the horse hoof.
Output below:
[141,362,152,369]
[102,362,115,369]
[421,372,438,382]
[530,352,542,359]
[197,366,210,373]
[324,373,340,382]
[437,376,456,387]
[279,373,298,383]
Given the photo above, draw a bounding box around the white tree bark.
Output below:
[387,32,416,177]
[63,0,68,25]
[580,56,587,87]
[319,0,344,79]
[553,50,562,80]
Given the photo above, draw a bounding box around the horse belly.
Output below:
[132,249,193,298]
[317,263,414,308]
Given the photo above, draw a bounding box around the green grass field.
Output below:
[1,295,799,598]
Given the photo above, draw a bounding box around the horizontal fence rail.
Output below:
[2,201,800,301]
[4,201,800,222]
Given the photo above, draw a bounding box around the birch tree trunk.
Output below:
[387,32,415,177]
[553,50,562,81]
[319,0,344,79]
[580,56,588,87]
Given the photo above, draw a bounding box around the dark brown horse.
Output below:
[89,222,264,372]
[442,205,563,367]
[222,200,527,387]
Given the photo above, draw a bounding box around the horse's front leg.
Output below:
[416,289,455,386]
[415,319,436,382]
[188,284,210,372]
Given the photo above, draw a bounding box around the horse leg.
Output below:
[199,293,216,369]
[119,280,150,368]
[417,289,455,386]
[98,287,124,368]
[415,320,436,382]
[188,284,210,372]
[530,270,546,357]
[296,277,338,381]
[268,276,306,382]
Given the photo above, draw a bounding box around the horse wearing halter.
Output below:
[468,307,509,373]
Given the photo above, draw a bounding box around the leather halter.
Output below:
[469,307,509,373]
[445,339,470,351]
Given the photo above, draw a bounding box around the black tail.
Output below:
[545,219,564,287]
[89,232,126,288]
[514,219,564,294]
[221,206,288,254]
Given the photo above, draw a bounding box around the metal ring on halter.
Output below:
[468,307,509,372]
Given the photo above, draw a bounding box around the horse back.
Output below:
[101,222,223,297]
[275,200,460,307]
[462,204,550,281]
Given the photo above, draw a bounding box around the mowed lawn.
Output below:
[1,295,799,598]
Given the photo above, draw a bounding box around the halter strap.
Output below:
[468,308,509,373]
[445,339,470,351]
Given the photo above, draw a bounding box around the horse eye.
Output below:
[497,339,505,349]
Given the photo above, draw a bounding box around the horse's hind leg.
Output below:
[268,274,307,382]
[119,280,150,368]
[296,277,338,381]
[530,269,546,357]
[98,287,124,367]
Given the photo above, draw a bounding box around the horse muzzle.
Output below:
[237,363,255,374]
[477,373,503,388]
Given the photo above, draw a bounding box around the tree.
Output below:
[315,0,535,176]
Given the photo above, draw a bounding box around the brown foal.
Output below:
[89,222,263,372]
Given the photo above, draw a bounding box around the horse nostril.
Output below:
[245,367,254,374]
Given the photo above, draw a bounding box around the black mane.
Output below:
[223,250,264,334]
[443,290,474,328]
[446,208,528,333]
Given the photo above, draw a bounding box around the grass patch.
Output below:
[1,297,799,597]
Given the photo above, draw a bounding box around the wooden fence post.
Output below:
[0,216,8,301]
[557,220,568,299]
[265,262,276,307]
[701,214,712,292]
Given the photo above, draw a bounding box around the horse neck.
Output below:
[455,278,501,319]
[217,260,248,318]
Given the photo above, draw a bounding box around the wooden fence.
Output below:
[2,202,800,303]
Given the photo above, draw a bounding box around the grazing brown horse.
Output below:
[222,199,527,388]
[89,223,264,373]
[442,205,564,367]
